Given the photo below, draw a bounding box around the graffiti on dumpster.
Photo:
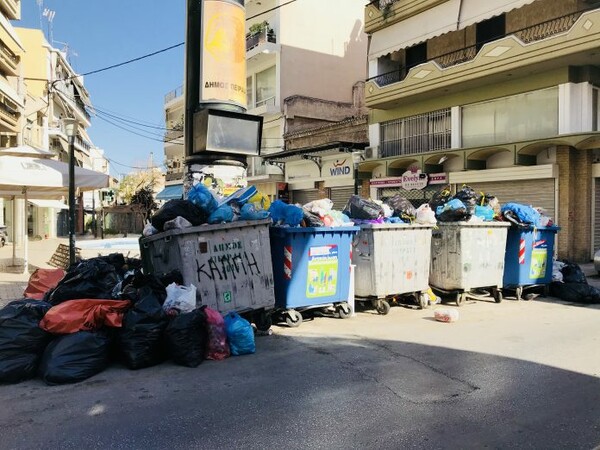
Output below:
[306,245,338,298]
[195,251,261,281]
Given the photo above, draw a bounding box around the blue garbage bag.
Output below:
[501,203,541,226]
[188,183,218,215]
[269,200,303,226]
[224,312,255,356]
[207,204,234,224]
[474,205,494,221]
[240,203,270,221]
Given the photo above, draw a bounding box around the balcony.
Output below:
[246,29,276,52]
[247,95,279,117]
[164,125,184,143]
[165,85,183,105]
[74,135,92,153]
[0,100,18,129]
[0,0,20,20]
[0,42,18,75]
[366,7,600,109]
[365,0,445,34]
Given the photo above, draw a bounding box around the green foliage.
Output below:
[131,185,158,221]
[249,21,269,36]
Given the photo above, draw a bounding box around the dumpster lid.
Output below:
[358,223,435,230]
[270,225,360,234]
[140,218,272,243]
[436,221,511,227]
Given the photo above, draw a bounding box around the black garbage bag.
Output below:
[454,185,478,216]
[38,331,111,385]
[117,286,168,369]
[560,262,587,284]
[164,308,208,368]
[549,282,600,304]
[343,195,384,220]
[385,195,416,222]
[45,258,120,305]
[151,199,206,232]
[302,209,325,227]
[118,269,170,305]
[0,300,53,383]
[429,186,452,211]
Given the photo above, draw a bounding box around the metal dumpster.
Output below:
[503,225,559,300]
[269,226,359,327]
[140,219,275,328]
[352,223,434,314]
[429,221,510,306]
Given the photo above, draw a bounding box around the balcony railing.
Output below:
[165,85,183,104]
[255,96,276,108]
[164,125,184,143]
[75,135,92,152]
[367,0,398,10]
[0,43,18,72]
[246,29,276,52]
[0,101,18,124]
[368,8,591,87]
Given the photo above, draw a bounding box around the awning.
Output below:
[369,0,536,59]
[28,199,68,210]
[156,184,183,201]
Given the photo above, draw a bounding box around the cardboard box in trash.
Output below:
[140,219,275,314]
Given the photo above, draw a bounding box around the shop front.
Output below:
[369,169,448,206]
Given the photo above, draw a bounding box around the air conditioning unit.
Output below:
[364,146,379,159]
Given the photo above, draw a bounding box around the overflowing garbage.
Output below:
[550,261,600,304]
[0,255,256,385]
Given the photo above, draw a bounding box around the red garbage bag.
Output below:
[40,299,131,334]
[23,268,65,300]
[204,306,230,360]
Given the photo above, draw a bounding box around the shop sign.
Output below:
[401,170,428,190]
[428,173,447,185]
[370,177,403,187]
[328,159,352,177]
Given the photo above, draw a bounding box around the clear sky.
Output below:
[16,0,186,179]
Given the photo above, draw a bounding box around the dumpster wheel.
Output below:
[515,286,523,301]
[285,310,303,328]
[336,303,352,319]
[375,300,391,315]
[418,293,429,309]
[455,293,466,307]
[492,287,503,303]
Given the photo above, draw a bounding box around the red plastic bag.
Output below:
[40,299,131,334]
[204,307,230,360]
[23,269,65,300]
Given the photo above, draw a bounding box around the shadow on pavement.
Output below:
[0,334,598,449]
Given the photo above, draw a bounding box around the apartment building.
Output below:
[9,27,110,238]
[362,0,600,262]
[162,0,367,202]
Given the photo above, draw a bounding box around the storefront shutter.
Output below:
[467,179,556,219]
[329,187,355,210]
[291,189,319,206]
[378,186,441,207]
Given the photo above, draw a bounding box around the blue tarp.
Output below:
[156,184,183,201]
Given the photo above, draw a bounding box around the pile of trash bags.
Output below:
[0,255,258,386]
[269,197,354,228]
[146,184,271,236]
[550,261,600,304]
[338,194,436,225]
[428,185,554,227]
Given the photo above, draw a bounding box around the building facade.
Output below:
[363,0,600,262]
[162,0,368,201]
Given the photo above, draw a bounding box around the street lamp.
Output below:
[352,151,364,195]
[63,117,78,266]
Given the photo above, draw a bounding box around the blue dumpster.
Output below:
[269,226,359,327]
[503,225,559,300]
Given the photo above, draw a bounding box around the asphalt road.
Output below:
[1,296,599,450]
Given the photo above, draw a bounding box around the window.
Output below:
[593,88,599,132]
[476,14,506,51]
[461,88,559,147]
[255,66,276,107]
[380,108,451,157]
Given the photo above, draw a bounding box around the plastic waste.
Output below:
[550,282,600,304]
[40,299,131,334]
[343,195,384,220]
[303,198,334,217]
[436,199,469,222]
[415,204,437,225]
[240,203,270,221]
[38,331,111,385]
[474,205,495,221]
[143,220,158,237]
[501,203,541,227]
[187,182,219,214]
[151,199,206,232]
[117,286,169,370]
[0,300,53,383]
[429,186,452,212]
[165,308,208,367]
[204,307,230,360]
[248,191,271,211]
[224,312,255,356]
[23,268,65,300]
[207,204,234,224]
[454,185,478,216]
[269,200,303,226]
[163,216,194,231]
[385,195,416,222]
[560,262,587,284]
[164,283,197,314]
[434,308,459,323]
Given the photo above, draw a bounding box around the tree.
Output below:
[131,185,158,222]
[117,169,163,204]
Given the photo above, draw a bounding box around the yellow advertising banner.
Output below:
[201,0,247,108]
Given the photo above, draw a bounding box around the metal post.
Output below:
[184,0,202,160]
[68,134,76,266]
[354,163,359,195]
